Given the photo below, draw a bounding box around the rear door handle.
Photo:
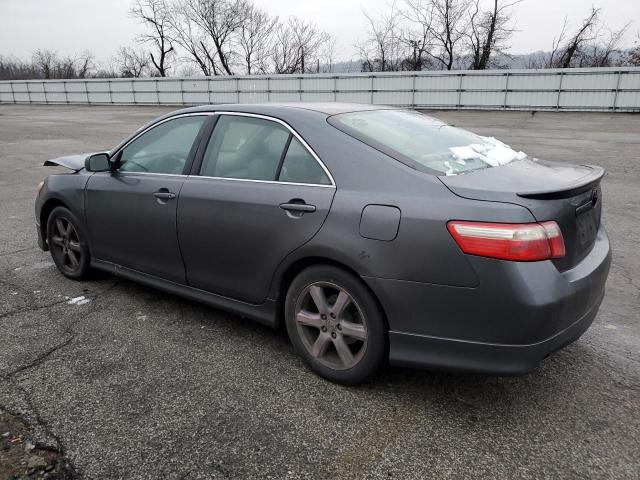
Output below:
[279,202,316,213]
[154,191,176,200]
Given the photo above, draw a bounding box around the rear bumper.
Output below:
[364,225,611,374]
[387,291,602,374]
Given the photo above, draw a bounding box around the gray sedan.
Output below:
[35,103,611,384]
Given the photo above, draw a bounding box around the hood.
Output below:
[43,153,92,171]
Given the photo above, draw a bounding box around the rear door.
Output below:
[177,113,336,304]
[86,114,209,283]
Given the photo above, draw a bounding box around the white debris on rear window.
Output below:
[446,137,527,175]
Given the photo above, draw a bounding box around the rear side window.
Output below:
[328,109,527,176]
[119,116,206,174]
[278,138,331,185]
[200,115,290,181]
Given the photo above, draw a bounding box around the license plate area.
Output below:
[576,208,598,251]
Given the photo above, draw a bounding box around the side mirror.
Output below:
[85,153,112,172]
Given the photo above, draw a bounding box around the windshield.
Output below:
[328,109,527,175]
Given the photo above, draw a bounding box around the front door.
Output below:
[178,113,336,304]
[85,115,208,283]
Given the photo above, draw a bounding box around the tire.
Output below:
[285,265,387,384]
[46,206,91,280]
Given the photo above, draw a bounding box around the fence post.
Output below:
[457,73,463,109]
[108,80,113,104]
[370,75,374,103]
[236,77,240,103]
[63,80,69,104]
[333,76,337,102]
[503,72,509,110]
[155,79,160,104]
[10,81,15,104]
[26,82,32,104]
[299,76,303,101]
[84,81,90,104]
[42,81,48,104]
[612,70,623,111]
[411,74,416,108]
[556,71,563,111]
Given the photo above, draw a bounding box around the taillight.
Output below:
[447,220,565,261]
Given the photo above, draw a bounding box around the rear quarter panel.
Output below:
[267,115,538,295]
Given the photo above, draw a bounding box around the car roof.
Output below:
[176,102,396,117]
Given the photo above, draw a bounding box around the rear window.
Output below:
[328,109,526,176]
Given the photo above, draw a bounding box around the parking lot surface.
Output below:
[0,104,639,479]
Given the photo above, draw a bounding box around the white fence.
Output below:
[1,67,639,111]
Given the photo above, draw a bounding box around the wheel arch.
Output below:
[39,198,69,244]
[273,256,389,331]
[40,198,91,256]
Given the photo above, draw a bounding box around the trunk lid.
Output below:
[440,158,604,271]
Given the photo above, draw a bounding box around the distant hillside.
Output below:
[324,49,634,73]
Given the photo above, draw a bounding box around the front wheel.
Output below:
[46,206,91,280]
[285,265,387,384]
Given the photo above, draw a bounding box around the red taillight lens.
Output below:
[447,220,565,261]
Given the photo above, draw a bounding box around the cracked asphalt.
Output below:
[1,105,639,480]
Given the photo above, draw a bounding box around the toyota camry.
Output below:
[35,103,611,384]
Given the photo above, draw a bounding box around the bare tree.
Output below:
[466,0,521,70]
[546,17,569,68]
[627,32,640,66]
[187,0,247,75]
[131,0,175,76]
[556,7,600,68]
[580,23,630,67]
[272,17,331,74]
[32,49,58,79]
[167,0,216,75]
[116,47,150,77]
[543,8,629,68]
[238,3,277,74]
[428,0,469,70]
[357,8,403,72]
[0,55,40,80]
[76,51,96,78]
[319,36,338,73]
[401,0,436,71]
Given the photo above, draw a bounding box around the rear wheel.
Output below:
[285,265,387,384]
[46,206,91,280]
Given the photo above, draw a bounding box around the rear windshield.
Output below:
[328,109,526,176]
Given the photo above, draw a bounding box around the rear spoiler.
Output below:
[517,165,604,200]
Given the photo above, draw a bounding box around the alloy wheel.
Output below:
[294,282,368,370]
[50,217,83,273]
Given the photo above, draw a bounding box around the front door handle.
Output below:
[279,202,316,213]
[154,189,176,203]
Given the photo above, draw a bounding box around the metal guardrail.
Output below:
[1,67,639,111]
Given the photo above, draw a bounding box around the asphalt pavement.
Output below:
[0,104,638,479]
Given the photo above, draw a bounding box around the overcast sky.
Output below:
[1,0,638,63]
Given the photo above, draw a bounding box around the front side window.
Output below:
[119,116,206,174]
[200,115,290,181]
[328,109,527,176]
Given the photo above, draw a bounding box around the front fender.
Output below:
[35,172,92,250]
